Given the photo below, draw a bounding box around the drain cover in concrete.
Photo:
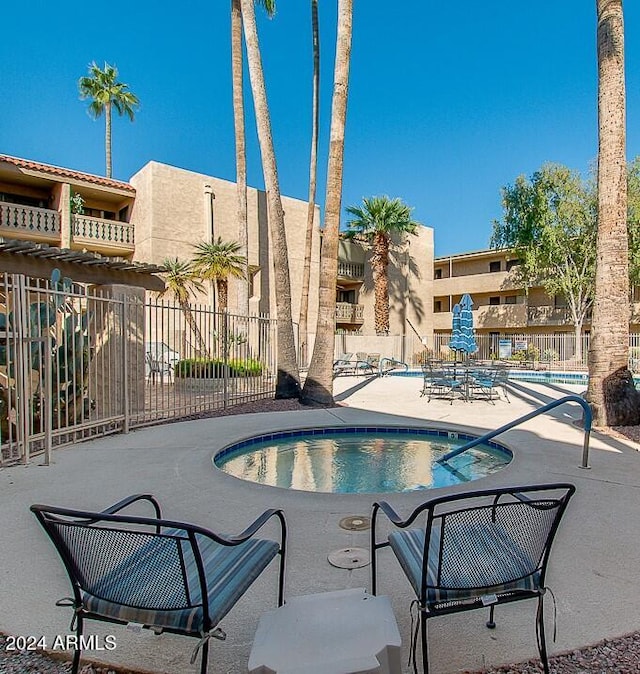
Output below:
[327,547,370,569]
[338,515,371,531]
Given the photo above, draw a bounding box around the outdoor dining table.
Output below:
[440,362,494,401]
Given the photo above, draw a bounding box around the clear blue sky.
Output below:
[1,1,639,256]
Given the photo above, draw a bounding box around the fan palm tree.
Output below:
[78,62,139,179]
[231,0,275,316]
[192,238,246,312]
[344,196,420,336]
[298,0,321,367]
[159,258,209,357]
[587,0,640,426]
[302,0,353,405]
[240,0,300,399]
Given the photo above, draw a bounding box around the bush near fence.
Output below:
[174,358,263,378]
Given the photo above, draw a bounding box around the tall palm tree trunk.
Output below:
[241,0,300,398]
[217,278,229,312]
[180,300,209,357]
[302,0,353,405]
[232,0,250,317]
[587,0,640,425]
[105,102,112,179]
[372,233,390,335]
[299,0,320,368]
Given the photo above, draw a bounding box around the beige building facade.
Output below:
[336,228,435,338]
[129,161,322,325]
[433,248,640,338]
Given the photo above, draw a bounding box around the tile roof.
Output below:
[0,154,135,192]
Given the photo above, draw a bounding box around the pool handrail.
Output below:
[437,394,592,469]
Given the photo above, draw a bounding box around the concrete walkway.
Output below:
[2,375,640,673]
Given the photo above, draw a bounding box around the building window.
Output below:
[506,259,521,271]
[434,300,442,312]
[0,192,48,209]
[338,289,356,304]
[434,268,443,279]
[489,261,501,273]
[489,296,500,306]
[554,294,568,308]
[504,295,517,305]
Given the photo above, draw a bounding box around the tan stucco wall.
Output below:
[129,161,321,328]
[354,225,434,337]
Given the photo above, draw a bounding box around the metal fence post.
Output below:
[122,296,130,434]
[43,333,52,465]
[222,310,229,409]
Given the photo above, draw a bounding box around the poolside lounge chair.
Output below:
[333,352,355,376]
[31,494,287,674]
[371,483,575,674]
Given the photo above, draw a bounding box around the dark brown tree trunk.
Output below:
[372,232,390,335]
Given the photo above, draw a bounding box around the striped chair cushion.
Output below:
[388,522,539,607]
[82,529,279,633]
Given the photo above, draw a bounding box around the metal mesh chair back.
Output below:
[431,496,562,591]
[49,519,193,610]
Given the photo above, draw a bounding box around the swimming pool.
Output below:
[214,426,512,494]
[391,368,594,386]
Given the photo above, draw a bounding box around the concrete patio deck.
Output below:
[1,374,640,673]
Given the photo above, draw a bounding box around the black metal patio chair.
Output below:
[371,483,575,674]
[31,494,287,674]
[420,362,464,403]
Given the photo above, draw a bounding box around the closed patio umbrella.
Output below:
[458,293,478,356]
[448,303,464,353]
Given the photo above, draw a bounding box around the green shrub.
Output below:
[174,357,262,378]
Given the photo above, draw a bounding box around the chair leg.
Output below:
[420,612,429,674]
[486,604,496,629]
[200,638,209,674]
[71,613,83,674]
[536,594,550,674]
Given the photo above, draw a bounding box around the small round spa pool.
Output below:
[213,426,512,494]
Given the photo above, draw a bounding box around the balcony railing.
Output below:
[337,261,364,278]
[335,302,364,324]
[527,306,592,326]
[72,214,135,252]
[0,203,60,240]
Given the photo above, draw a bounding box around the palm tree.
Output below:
[192,238,246,311]
[587,0,640,426]
[159,258,209,357]
[302,0,353,405]
[78,62,139,179]
[231,0,275,316]
[240,0,300,399]
[344,196,420,336]
[298,0,321,368]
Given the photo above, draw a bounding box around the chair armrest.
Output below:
[101,494,162,519]
[225,508,287,545]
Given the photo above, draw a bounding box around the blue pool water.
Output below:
[214,426,512,494]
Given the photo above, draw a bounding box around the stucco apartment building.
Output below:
[433,249,640,342]
[0,154,434,345]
